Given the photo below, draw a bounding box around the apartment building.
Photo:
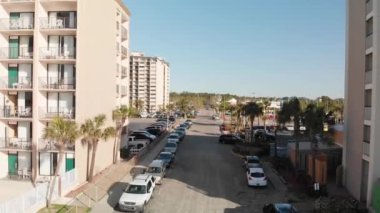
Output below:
[344,0,380,210]
[0,0,130,188]
[130,52,170,113]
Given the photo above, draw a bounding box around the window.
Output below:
[365,89,372,107]
[364,125,371,143]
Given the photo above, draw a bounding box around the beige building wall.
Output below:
[345,0,380,209]
[0,0,130,189]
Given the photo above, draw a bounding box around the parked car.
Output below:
[174,129,185,141]
[263,203,298,213]
[244,155,261,169]
[130,132,155,143]
[157,151,175,168]
[133,174,156,190]
[185,119,193,125]
[145,128,162,137]
[246,167,267,187]
[118,176,154,212]
[167,133,180,144]
[139,111,148,118]
[164,142,177,154]
[219,134,243,144]
[132,131,156,141]
[145,160,166,185]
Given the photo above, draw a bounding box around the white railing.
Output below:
[366,33,373,50]
[363,142,370,157]
[365,70,372,85]
[0,169,76,213]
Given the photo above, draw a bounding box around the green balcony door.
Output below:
[65,153,74,172]
[9,37,19,59]
[8,67,18,88]
[8,154,17,176]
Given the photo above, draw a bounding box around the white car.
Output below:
[118,177,154,212]
[145,160,166,185]
[167,133,180,144]
[246,167,268,187]
[164,142,177,154]
[134,174,156,190]
[140,111,148,118]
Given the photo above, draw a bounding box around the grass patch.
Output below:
[38,204,91,213]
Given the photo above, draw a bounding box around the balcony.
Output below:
[0,18,34,34]
[366,33,373,50]
[121,67,127,78]
[0,47,33,62]
[121,47,128,59]
[0,137,32,150]
[0,76,32,90]
[365,70,372,85]
[40,47,76,62]
[39,77,75,91]
[39,138,75,152]
[39,107,75,120]
[120,86,127,96]
[366,0,373,15]
[364,107,372,121]
[363,142,370,157]
[0,105,32,119]
[40,17,77,35]
[121,28,128,41]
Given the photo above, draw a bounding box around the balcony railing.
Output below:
[363,142,370,157]
[364,107,372,121]
[121,47,128,57]
[39,107,75,119]
[0,76,32,89]
[0,137,32,150]
[120,86,127,96]
[39,139,75,151]
[0,47,33,59]
[0,18,34,30]
[0,106,32,118]
[39,77,75,89]
[40,17,77,29]
[365,70,372,84]
[40,47,76,59]
[366,33,373,50]
[121,67,127,78]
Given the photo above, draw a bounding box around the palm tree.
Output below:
[243,102,263,142]
[261,100,270,128]
[43,117,79,207]
[243,102,263,128]
[177,98,190,118]
[80,114,116,182]
[112,105,132,164]
[277,97,302,136]
[303,103,325,139]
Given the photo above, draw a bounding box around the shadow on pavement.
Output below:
[106,181,128,211]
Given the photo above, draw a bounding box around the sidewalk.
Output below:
[52,130,172,212]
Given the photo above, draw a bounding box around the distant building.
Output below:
[227,98,237,106]
[129,52,170,112]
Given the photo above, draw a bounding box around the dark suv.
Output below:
[219,134,243,144]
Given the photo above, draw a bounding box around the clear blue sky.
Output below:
[124,0,345,99]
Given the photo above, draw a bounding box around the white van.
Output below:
[145,160,166,185]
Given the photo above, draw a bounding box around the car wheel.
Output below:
[140,202,146,213]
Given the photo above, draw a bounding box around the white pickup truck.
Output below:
[125,136,150,155]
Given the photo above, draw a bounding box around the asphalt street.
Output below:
[143,110,279,213]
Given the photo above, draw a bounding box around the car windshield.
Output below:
[166,143,176,148]
[147,167,161,173]
[248,159,259,164]
[251,172,264,178]
[169,135,178,139]
[159,153,171,159]
[125,184,146,194]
